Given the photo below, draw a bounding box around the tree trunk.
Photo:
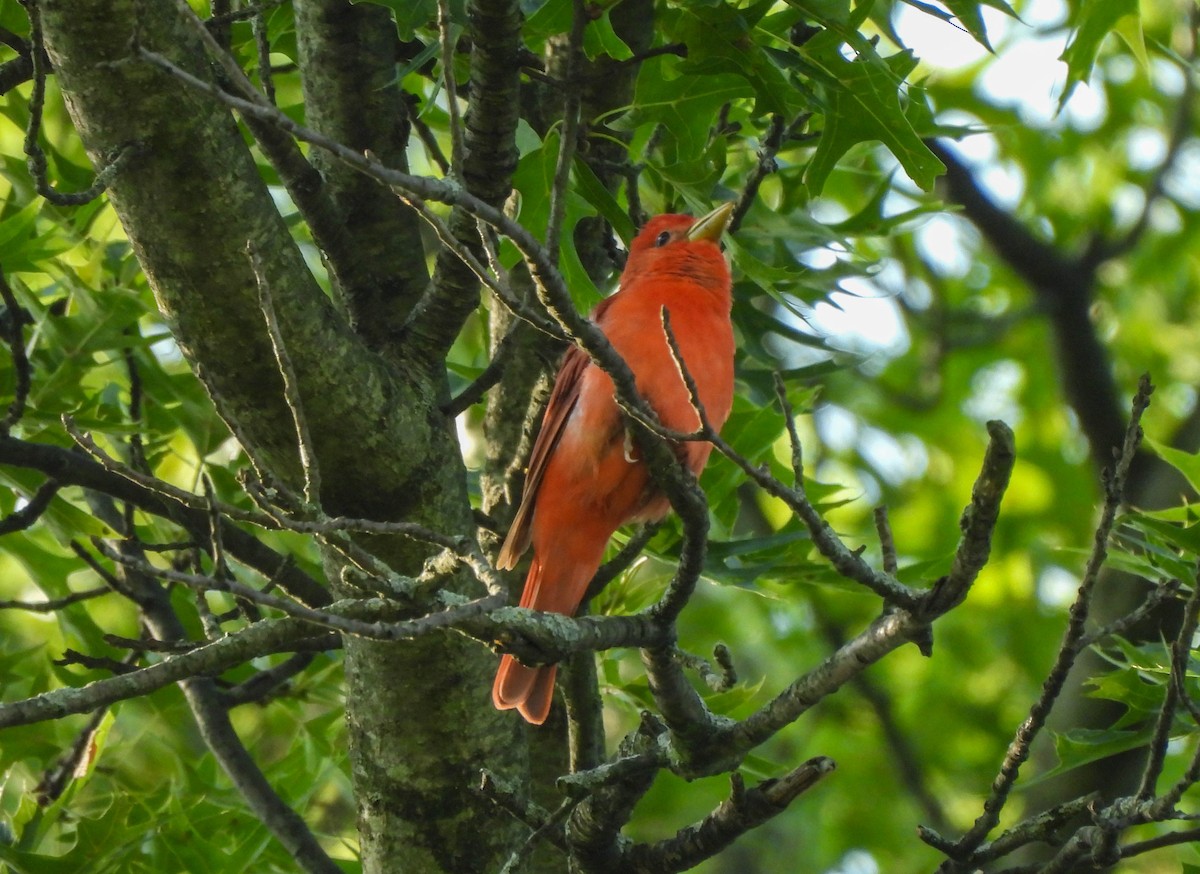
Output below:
[38,1,521,869]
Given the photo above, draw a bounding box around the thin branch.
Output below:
[946,375,1152,860]
[1079,577,1180,649]
[735,418,1016,752]
[1136,562,1200,798]
[62,415,271,524]
[479,769,569,853]
[0,434,330,607]
[1090,8,1197,264]
[585,522,660,601]
[0,478,60,534]
[440,315,525,416]
[249,243,322,506]
[543,0,587,260]
[498,798,578,874]
[0,585,109,612]
[0,617,333,729]
[436,0,463,174]
[623,759,835,872]
[874,505,898,574]
[0,267,31,434]
[222,652,319,707]
[675,644,737,693]
[22,0,132,205]
[728,113,810,235]
[251,2,275,105]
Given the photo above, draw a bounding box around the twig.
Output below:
[498,798,578,874]
[92,537,493,642]
[729,113,809,234]
[543,0,586,260]
[1090,7,1197,264]
[22,0,131,205]
[441,316,525,416]
[1136,562,1200,798]
[0,616,333,729]
[479,769,569,853]
[102,633,196,654]
[946,375,1152,860]
[624,759,835,871]
[768,375,923,610]
[0,478,59,534]
[222,651,319,707]
[436,0,463,174]
[33,704,113,805]
[251,3,276,105]
[675,644,737,693]
[249,242,322,506]
[1079,577,1180,648]
[405,93,451,175]
[0,267,31,433]
[584,522,660,601]
[55,650,138,675]
[61,415,271,524]
[0,434,330,607]
[205,0,284,29]
[0,585,109,612]
[874,506,898,574]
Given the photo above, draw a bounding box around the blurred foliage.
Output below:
[1,0,1199,871]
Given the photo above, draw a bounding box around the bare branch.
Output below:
[0,267,31,434]
[0,617,334,729]
[0,477,60,534]
[436,0,463,173]
[946,375,1152,860]
[625,758,835,872]
[250,242,322,507]
[0,585,110,612]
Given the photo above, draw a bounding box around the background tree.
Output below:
[0,0,1197,872]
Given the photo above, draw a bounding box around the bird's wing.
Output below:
[498,294,625,568]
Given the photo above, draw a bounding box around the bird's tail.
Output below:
[492,543,603,724]
[492,656,557,725]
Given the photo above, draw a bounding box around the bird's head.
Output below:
[623,203,734,290]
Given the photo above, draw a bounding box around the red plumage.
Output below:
[493,204,737,724]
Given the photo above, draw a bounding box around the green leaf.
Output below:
[801,35,944,194]
[670,0,803,116]
[1059,0,1140,107]
[1023,726,1152,786]
[612,56,753,175]
[583,8,633,61]
[1145,437,1200,495]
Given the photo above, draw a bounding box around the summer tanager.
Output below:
[492,202,736,724]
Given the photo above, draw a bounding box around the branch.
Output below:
[250,243,322,506]
[0,267,30,434]
[735,417,1016,752]
[624,759,835,873]
[0,585,110,612]
[22,0,133,205]
[0,433,331,607]
[0,477,60,534]
[0,618,334,728]
[943,375,1151,861]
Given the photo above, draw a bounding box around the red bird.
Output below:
[492,203,737,724]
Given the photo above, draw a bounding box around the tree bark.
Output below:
[37,1,521,870]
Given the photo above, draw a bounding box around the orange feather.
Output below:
[493,203,737,724]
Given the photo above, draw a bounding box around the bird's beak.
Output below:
[685,202,735,243]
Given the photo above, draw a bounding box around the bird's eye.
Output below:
[654,231,671,248]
